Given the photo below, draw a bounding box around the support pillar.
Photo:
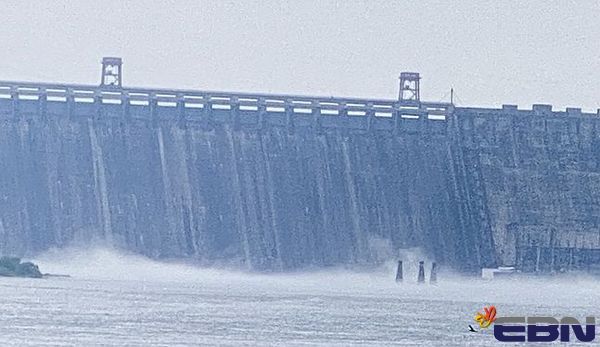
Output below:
[418,261,425,283]
[395,260,403,282]
[430,262,437,284]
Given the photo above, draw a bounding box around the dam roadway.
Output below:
[1,70,600,273]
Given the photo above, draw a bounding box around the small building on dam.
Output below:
[1,58,599,273]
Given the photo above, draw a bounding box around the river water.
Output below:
[0,248,597,346]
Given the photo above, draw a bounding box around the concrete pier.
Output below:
[395,260,403,282]
[418,261,426,283]
[430,263,438,284]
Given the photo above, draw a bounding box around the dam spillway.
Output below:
[1,67,600,273]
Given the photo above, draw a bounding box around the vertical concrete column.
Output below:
[392,102,401,136]
[418,261,425,283]
[121,91,131,121]
[338,101,347,117]
[430,262,438,284]
[10,86,18,121]
[66,88,75,120]
[38,87,47,121]
[418,104,427,134]
[440,105,454,136]
[176,93,185,128]
[257,97,266,130]
[231,96,241,131]
[149,93,158,128]
[366,102,374,134]
[312,100,322,133]
[93,90,102,121]
[202,94,213,130]
[395,260,403,282]
[285,99,294,134]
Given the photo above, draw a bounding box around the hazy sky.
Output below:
[2,1,599,111]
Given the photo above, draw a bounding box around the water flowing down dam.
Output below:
[1,59,600,273]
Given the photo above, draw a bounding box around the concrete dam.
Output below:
[1,59,599,273]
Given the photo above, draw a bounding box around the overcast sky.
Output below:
[2,1,599,111]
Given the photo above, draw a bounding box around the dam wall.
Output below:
[457,105,600,272]
[0,80,598,272]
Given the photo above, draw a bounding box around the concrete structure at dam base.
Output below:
[1,58,600,274]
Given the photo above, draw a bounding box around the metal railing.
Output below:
[0,80,453,119]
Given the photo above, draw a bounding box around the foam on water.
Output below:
[5,246,594,346]
[33,246,600,308]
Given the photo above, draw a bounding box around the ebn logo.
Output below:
[494,316,596,342]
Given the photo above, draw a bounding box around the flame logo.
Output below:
[474,305,497,329]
